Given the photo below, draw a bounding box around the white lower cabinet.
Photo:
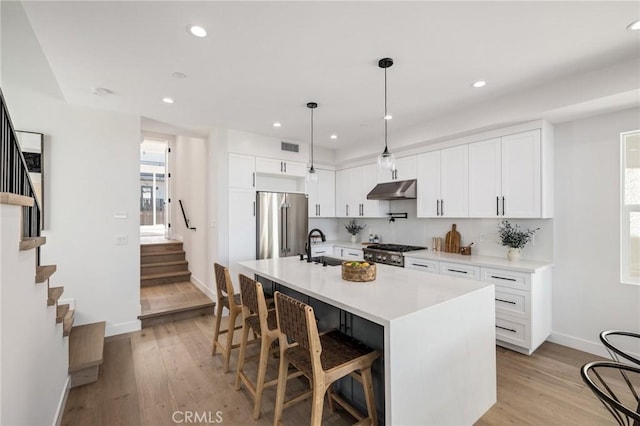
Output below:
[405,255,551,355]
[439,261,480,279]
[404,258,439,273]
[311,246,332,257]
[334,246,363,259]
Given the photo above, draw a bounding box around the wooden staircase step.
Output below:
[48,286,64,306]
[69,321,106,388]
[141,271,192,286]
[56,303,70,323]
[140,250,185,264]
[141,260,189,274]
[35,264,57,284]
[19,236,46,251]
[0,192,33,206]
[140,241,183,255]
[63,309,75,337]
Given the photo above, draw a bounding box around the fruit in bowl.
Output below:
[342,260,376,282]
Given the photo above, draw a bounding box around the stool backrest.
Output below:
[581,361,640,425]
[239,274,269,327]
[214,263,238,309]
[600,330,640,366]
[274,291,319,353]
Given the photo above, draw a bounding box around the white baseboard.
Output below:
[547,331,610,358]
[190,276,215,300]
[105,320,141,337]
[53,376,70,426]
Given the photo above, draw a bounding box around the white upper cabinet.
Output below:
[417,146,468,217]
[469,138,502,217]
[255,157,307,177]
[229,153,256,189]
[468,130,543,218]
[417,151,441,217]
[501,130,541,218]
[335,164,388,218]
[308,169,335,217]
[377,155,418,183]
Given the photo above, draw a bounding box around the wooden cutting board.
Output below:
[444,224,461,254]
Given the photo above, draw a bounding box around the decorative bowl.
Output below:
[341,261,376,282]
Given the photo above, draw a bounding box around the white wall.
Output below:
[550,107,640,356]
[2,1,141,337]
[172,136,209,294]
[1,203,69,426]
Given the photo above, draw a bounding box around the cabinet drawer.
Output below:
[439,262,480,279]
[494,287,529,319]
[311,246,332,256]
[404,258,439,274]
[481,267,531,291]
[495,315,530,348]
[334,247,363,259]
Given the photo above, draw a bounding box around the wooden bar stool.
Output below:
[273,291,381,426]
[211,263,243,373]
[235,274,306,420]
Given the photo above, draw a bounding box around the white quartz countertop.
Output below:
[404,249,552,273]
[238,256,493,326]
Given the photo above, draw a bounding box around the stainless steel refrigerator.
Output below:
[256,191,308,259]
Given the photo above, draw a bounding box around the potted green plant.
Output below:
[498,220,539,261]
[345,219,366,243]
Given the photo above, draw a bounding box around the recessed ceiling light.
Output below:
[627,19,640,31]
[384,114,392,120]
[273,122,281,128]
[172,72,187,79]
[92,87,112,96]
[330,134,337,140]
[188,25,207,38]
[162,97,174,104]
[472,80,487,88]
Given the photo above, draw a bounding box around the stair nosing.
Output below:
[141,271,192,280]
[141,260,188,268]
[140,250,185,257]
[138,301,215,319]
[19,236,47,251]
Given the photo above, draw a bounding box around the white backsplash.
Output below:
[312,200,553,262]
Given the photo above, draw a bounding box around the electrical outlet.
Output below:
[115,235,128,246]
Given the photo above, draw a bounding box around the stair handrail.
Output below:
[178,199,196,231]
[0,87,41,240]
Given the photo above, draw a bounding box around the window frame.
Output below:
[620,129,640,285]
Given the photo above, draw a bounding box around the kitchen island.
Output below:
[238,257,496,425]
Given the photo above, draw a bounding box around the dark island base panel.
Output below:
[257,276,386,424]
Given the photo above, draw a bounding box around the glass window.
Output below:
[621,130,640,285]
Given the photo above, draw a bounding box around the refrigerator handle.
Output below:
[280,205,286,252]
[284,204,289,252]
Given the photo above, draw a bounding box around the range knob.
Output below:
[382,256,387,261]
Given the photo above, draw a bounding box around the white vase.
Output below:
[507,247,521,261]
[350,235,357,243]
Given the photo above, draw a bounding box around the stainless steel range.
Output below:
[363,244,426,267]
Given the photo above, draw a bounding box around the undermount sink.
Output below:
[310,256,343,266]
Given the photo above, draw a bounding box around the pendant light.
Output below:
[377,57,396,173]
[306,102,318,183]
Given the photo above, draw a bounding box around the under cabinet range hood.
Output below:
[366,179,417,200]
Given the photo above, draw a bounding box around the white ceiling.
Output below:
[17,1,640,149]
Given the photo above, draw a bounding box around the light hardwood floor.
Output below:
[62,314,625,425]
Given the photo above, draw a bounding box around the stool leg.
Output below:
[252,334,271,420]
[361,367,377,426]
[223,308,239,373]
[211,300,223,356]
[273,353,289,426]
[234,319,251,390]
[326,384,336,413]
[310,384,326,426]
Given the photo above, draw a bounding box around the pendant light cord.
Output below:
[384,66,388,152]
[310,107,314,168]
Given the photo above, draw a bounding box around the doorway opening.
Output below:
[140,138,169,237]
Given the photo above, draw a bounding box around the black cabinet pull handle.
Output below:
[436,200,440,216]
[411,263,431,268]
[253,201,256,217]
[496,325,517,333]
[490,275,517,282]
[448,268,468,274]
[284,162,287,173]
[502,196,505,216]
[441,199,444,216]
[496,196,499,216]
[253,172,256,187]
[495,298,516,305]
[280,161,283,172]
